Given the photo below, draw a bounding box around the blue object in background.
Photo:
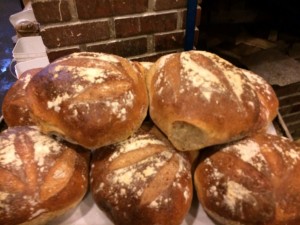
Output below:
[0,0,21,121]
[184,0,198,51]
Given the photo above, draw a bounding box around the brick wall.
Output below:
[31,0,201,62]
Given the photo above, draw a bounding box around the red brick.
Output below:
[115,12,178,38]
[182,6,202,29]
[154,31,185,51]
[31,0,72,24]
[154,0,187,11]
[76,0,113,19]
[47,47,81,62]
[111,0,148,16]
[194,28,199,46]
[86,37,148,57]
[40,21,111,48]
[154,29,199,53]
[76,0,148,20]
[115,17,140,38]
[140,12,178,34]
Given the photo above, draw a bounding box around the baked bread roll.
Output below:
[2,68,42,127]
[129,61,154,83]
[90,129,193,225]
[241,69,279,130]
[25,52,149,150]
[147,123,200,169]
[139,62,154,72]
[194,133,300,225]
[146,50,265,151]
[0,126,89,225]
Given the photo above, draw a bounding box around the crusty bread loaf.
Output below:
[2,68,42,127]
[130,61,154,83]
[194,133,300,225]
[241,69,279,131]
[146,50,269,151]
[0,126,89,225]
[147,123,200,169]
[25,52,149,150]
[139,62,154,72]
[90,129,193,225]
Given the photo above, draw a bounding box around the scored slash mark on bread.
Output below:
[2,68,42,127]
[146,50,278,151]
[90,130,193,225]
[0,50,283,225]
[25,52,148,150]
[194,133,300,225]
[0,126,89,225]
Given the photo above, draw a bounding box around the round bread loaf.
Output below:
[241,69,279,131]
[90,129,193,225]
[146,50,264,151]
[25,52,149,150]
[139,61,154,72]
[147,123,200,170]
[0,126,89,225]
[194,133,300,225]
[2,68,42,127]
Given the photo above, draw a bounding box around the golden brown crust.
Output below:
[0,126,89,225]
[2,68,42,127]
[148,124,200,170]
[90,129,193,225]
[194,133,300,225]
[139,62,154,73]
[241,69,279,131]
[25,52,149,150]
[146,50,262,151]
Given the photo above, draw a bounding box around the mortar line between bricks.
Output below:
[46,44,81,52]
[113,9,180,20]
[85,29,189,47]
[108,18,116,39]
[147,35,154,53]
[127,48,183,60]
[85,35,149,46]
[39,18,112,29]
[39,9,182,29]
